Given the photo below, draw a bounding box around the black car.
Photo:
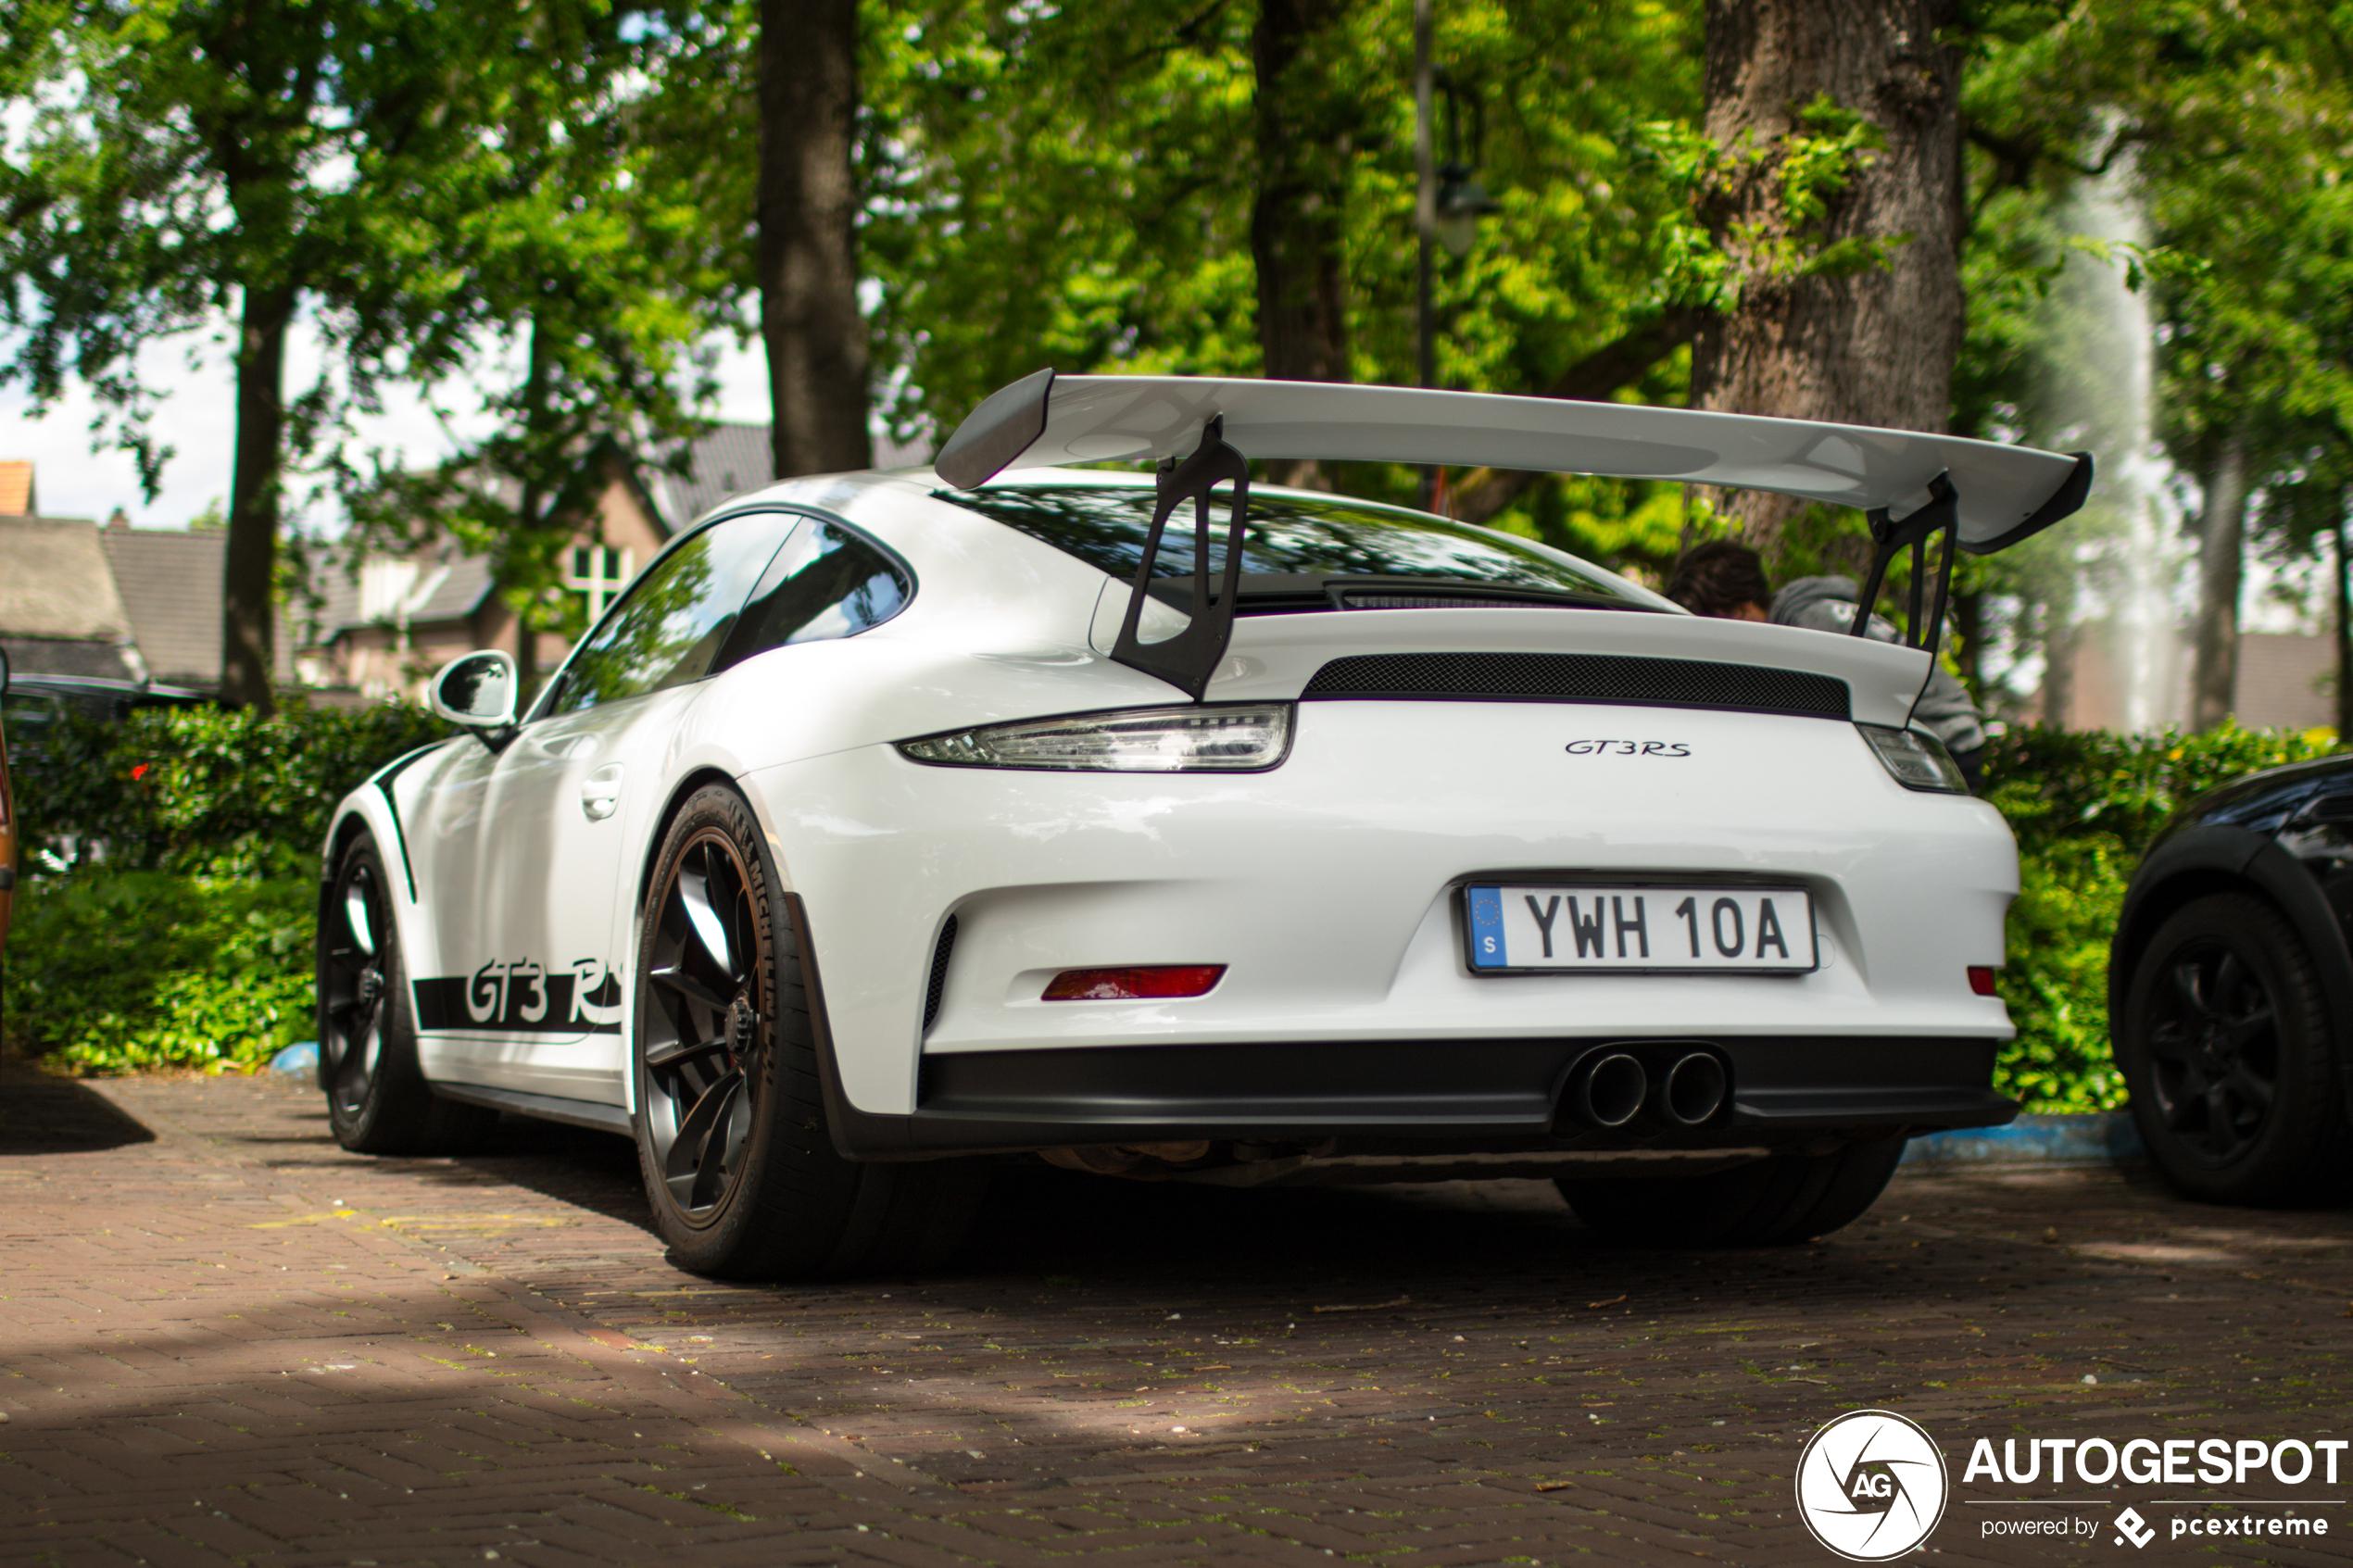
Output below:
[0,673,212,770]
[2113,757,2353,1204]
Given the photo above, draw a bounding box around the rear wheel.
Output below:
[633,784,986,1280]
[1558,1135,1906,1247]
[317,834,496,1155]
[2119,893,2350,1206]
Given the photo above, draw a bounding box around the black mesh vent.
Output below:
[923,915,959,1033]
[1337,592,1557,610]
[1300,651,1850,720]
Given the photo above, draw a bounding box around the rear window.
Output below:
[938,483,1658,611]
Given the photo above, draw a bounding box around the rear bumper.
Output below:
[821,1029,2017,1160]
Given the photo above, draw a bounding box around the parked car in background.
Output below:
[2112,757,2353,1204]
[0,673,212,772]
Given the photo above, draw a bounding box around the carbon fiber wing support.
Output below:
[1109,418,1252,702]
[1851,472,1960,650]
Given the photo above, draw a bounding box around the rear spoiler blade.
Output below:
[936,369,2092,554]
[935,370,2091,694]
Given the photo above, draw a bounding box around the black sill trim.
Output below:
[431,1082,633,1137]
[813,1026,2012,1160]
[1300,651,1852,721]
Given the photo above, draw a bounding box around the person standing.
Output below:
[1663,540,1986,792]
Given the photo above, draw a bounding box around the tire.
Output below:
[1558,1135,1906,1247]
[317,834,497,1155]
[2118,892,2351,1206]
[632,784,988,1280]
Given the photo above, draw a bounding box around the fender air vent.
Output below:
[1300,651,1850,720]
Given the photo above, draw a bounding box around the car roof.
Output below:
[5,674,211,703]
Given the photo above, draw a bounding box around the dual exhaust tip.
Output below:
[1568,1048,1728,1131]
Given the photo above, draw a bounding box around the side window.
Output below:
[545,512,798,717]
[709,518,912,675]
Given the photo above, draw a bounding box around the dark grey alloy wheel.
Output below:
[1557,1135,1906,1247]
[317,834,495,1155]
[632,784,987,1280]
[2120,892,2350,1206]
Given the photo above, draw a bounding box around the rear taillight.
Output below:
[898,704,1291,772]
[1856,723,1969,793]
[1042,965,1227,1001]
[1968,965,1997,997]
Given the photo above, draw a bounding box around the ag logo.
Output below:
[1794,1409,1949,1561]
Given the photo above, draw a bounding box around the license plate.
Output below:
[1465,884,1817,973]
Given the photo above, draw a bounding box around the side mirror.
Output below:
[429,650,518,751]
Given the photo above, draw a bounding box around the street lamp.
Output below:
[1435,163,1501,259]
[1415,0,1497,504]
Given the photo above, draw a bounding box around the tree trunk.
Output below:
[2335,505,2352,739]
[513,314,551,705]
[2041,597,2074,730]
[1951,578,1982,697]
[1690,0,1965,558]
[757,0,871,480]
[220,282,295,711]
[1450,305,1710,525]
[2189,429,2249,732]
[1252,0,1353,390]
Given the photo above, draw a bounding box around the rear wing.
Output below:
[936,370,2091,698]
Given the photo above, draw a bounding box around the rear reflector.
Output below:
[1042,965,1227,1001]
[1968,965,1998,997]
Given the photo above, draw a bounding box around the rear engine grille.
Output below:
[1300,651,1851,720]
[1336,592,1556,610]
[923,915,959,1033]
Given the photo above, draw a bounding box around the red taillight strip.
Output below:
[1042,965,1227,1001]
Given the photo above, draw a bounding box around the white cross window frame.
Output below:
[567,544,633,621]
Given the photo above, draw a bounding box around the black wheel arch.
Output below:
[631,768,751,929]
[2115,823,2353,1126]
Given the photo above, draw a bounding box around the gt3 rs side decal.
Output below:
[413,957,624,1034]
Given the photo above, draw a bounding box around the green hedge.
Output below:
[1982,721,2339,1110]
[4,701,447,1073]
[3,872,315,1073]
[4,699,2339,1093]
[16,699,448,881]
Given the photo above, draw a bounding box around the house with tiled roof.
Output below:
[98,521,233,689]
[0,512,146,681]
[2,424,932,703]
[0,461,35,518]
[294,423,815,702]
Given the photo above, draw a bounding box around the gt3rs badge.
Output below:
[1564,739,1691,756]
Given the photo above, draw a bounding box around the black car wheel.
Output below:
[318,834,495,1155]
[633,784,986,1280]
[1559,1135,1906,1247]
[2120,892,2348,1205]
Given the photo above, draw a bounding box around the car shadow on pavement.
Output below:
[0,1056,155,1153]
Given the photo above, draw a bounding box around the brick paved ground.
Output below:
[2,1066,2348,1567]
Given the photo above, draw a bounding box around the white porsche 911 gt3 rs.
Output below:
[314,372,2090,1278]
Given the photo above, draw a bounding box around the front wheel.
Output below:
[632,784,986,1280]
[2118,892,2349,1206]
[317,833,496,1155]
[1558,1136,1906,1247]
